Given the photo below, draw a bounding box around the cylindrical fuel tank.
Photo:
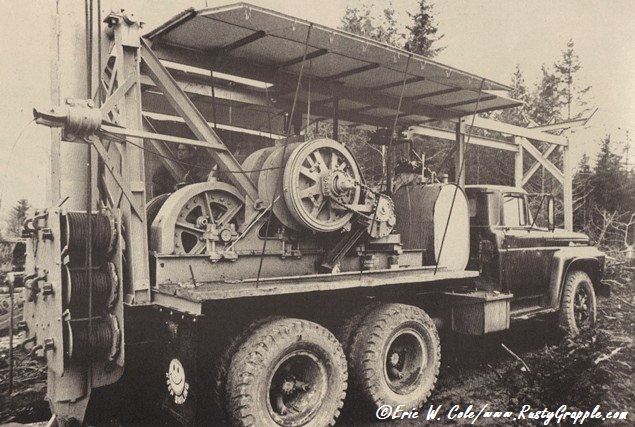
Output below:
[392,183,470,271]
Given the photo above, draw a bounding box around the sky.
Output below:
[0,0,633,218]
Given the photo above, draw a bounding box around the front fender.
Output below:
[546,246,605,309]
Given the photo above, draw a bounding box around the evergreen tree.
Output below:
[591,135,630,213]
[497,65,531,126]
[7,199,30,237]
[529,66,561,125]
[572,153,592,231]
[404,0,444,58]
[554,39,591,119]
[338,2,408,187]
[340,2,404,46]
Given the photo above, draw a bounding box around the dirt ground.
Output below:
[1,262,633,426]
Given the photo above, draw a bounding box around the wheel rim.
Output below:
[574,285,591,326]
[268,350,328,426]
[384,329,426,395]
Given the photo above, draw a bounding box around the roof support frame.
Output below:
[139,73,271,107]
[367,76,427,91]
[521,144,558,186]
[150,42,465,120]
[440,95,497,109]
[407,86,463,101]
[409,116,579,231]
[215,30,266,55]
[472,116,567,146]
[519,137,564,183]
[139,38,261,225]
[325,62,380,80]
[407,125,519,152]
[277,48,329,68]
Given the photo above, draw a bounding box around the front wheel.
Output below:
[559,270,597,336]
[347,303,441,410]
[224,318,347,427]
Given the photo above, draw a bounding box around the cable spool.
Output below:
[64,318,115,361]
[62,102,102,140]
[64,211,116,256]
[63,263,116,316]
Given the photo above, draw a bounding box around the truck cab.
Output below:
[465,185,608,331]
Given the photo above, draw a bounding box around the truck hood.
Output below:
[551,228,590,244]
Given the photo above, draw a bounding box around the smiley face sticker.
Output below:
[166,358,189,404]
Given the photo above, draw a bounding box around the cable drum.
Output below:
[64,319,114,361]
[64,211,116,256]
[63,263,115,317]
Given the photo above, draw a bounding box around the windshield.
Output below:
[503,194,527,227]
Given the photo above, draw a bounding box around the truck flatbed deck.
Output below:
[152,267,479,314]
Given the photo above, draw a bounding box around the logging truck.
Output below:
[15,3,607,426]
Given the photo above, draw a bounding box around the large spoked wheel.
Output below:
[149,182,244,255]
[559,271,597,336]
[283,139,362,233]
[348,303,440,409]
[224,318,347,427]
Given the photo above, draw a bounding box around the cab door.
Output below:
[499,193,555,301]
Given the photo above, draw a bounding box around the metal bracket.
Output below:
[104,10,143,47]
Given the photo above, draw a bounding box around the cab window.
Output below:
[503,194,527,227]
[467,192,498,226]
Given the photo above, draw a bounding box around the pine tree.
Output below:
[572,154,592,231]
[340,2,404,46]
[554,39,591,119]
[7,199,30,237]
[529,66,561,125]
[497,65,531,126]
[591,135,629,213]
[404,0,444,58]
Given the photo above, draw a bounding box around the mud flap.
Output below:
[160,314,201,426]
[595,281,611,298]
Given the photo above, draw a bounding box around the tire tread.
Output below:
[348,303,441,410]
[225,318,347,427]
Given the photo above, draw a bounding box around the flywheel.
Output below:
[150,182,244,255]
[257,139,363,233]
[283,138,362,233]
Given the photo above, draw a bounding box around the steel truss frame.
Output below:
[407,113,595,231]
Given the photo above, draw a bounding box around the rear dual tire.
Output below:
[219,318,347,427]
[342,303,441,410]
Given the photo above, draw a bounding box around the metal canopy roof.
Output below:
[144,3,521,133]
